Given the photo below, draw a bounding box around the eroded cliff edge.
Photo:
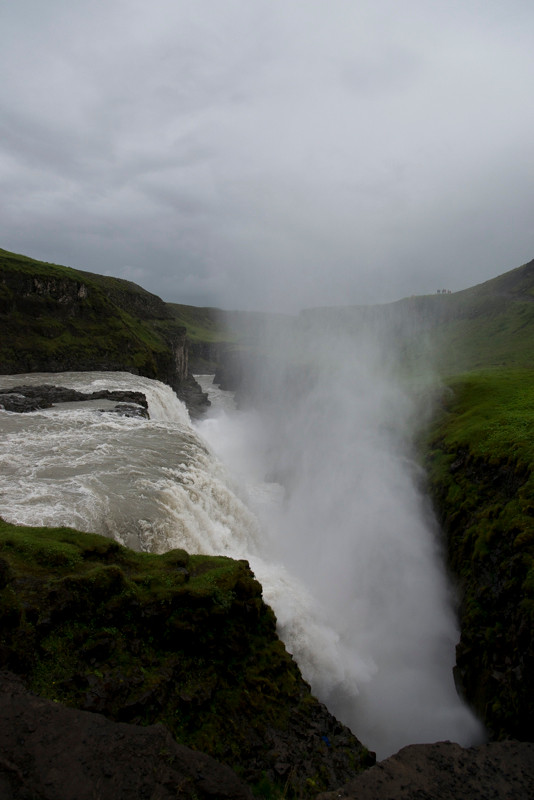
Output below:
[0,519,373,797]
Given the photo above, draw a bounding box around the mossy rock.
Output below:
[0,519,371,795]
[423,369,534,740]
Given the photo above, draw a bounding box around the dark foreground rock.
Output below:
[175,373,211,419]
[0,670,253,800]
[0,520,372,796]
[3,669,533,800]
[316,739,534,800]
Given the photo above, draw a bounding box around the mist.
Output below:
[198,310,485,758]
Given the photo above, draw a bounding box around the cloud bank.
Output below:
[1,1,533,311]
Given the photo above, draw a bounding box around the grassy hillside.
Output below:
[0,248,187,385]
[409,262,534,739]
[296,258,534,377]
[400,259,534,374]
[166,303,233,344]
[3,246,534,380]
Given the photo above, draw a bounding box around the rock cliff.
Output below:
[0,248,209,415]
[423,373,534,742]
[0,518,372,797]
[426,448,534,741]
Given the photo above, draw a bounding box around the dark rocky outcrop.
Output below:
[0,520,372,796]
[3,668,533,800]
[316,740,534,800]
[175,374,211,419]
[427,449,534,742]
[0,385,150,417]
[0,670,253,800]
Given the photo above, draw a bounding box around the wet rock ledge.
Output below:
[0,385,149,418]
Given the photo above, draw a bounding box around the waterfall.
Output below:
[0,369,484,758]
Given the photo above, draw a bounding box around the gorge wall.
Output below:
[424,377,534,742]
[3,247,534,795]
[0,249,195,401]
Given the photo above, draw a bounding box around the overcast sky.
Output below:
[1,1,533,311]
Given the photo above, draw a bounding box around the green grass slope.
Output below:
[166,303,232,345]
[296,258,534,376]
[402,258,534,374]
[0,246,271,379]
[0,248,186,383]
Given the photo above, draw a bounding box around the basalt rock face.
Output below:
[175,373,211,419]
[188,340,233,373]
[0,250,195,405]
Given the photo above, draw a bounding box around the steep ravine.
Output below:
[3,248,534,795]
[426,446,534,740]
[421,369,534,744]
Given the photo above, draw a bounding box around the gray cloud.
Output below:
[1,0,533,311]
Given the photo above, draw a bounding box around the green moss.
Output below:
[0,248,185,381]
[423,367,534,740]
[0,518,368,794]
[165,304,233,344]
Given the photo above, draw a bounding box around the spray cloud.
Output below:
[204,308,484,758]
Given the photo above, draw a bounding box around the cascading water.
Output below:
[0,371,260,557]
[194,319,486,759]
[0,367,484,758]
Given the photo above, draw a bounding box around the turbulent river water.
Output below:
[0,370,484,758]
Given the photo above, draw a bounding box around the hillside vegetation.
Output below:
[424,369,534,739]
[0,248,189,388]
[404,261,534,738]
[402,258,534,374]
[0,518,370,796]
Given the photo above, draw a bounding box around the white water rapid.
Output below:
[0,368,484,758]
